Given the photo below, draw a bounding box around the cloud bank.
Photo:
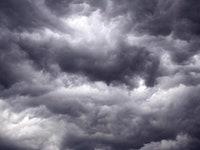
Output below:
[0,0,200,149]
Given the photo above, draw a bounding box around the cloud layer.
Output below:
[0,0,200,150]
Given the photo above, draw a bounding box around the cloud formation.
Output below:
[0,0,200,150]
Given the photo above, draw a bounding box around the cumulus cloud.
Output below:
[0,0,200,150]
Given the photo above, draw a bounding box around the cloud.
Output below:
[0,0,200,150]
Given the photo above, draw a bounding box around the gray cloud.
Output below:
[0,0,200,150]
[57,45,160,87]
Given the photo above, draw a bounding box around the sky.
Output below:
[0,0,200,150]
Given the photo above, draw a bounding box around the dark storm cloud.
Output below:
[17,31,160,87]
[0,0,72,34]
[45,0,76,16]
[0,136,37,150]
[112,0,200,63]
[58,45,160,87]
[0,0,47,31]
[0,29,24,88]
[0,0,200,150]
[113,0,200,40]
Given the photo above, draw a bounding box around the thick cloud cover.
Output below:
[0,0,200,150]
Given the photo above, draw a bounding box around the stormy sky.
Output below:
[0,0,200,150]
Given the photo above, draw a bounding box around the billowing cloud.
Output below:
[0,0,200,150]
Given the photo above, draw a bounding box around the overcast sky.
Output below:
[0,0,200,150]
